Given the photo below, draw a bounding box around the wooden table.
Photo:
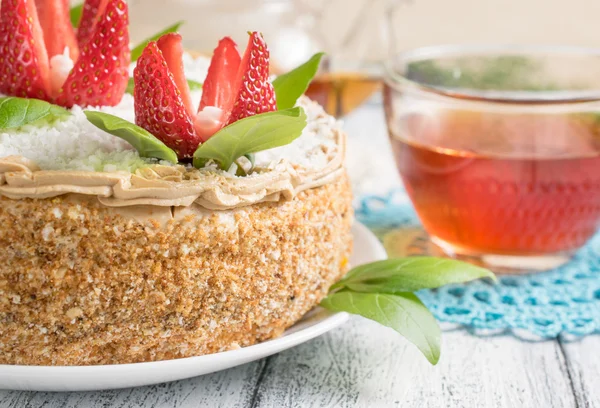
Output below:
[2,102,598,408]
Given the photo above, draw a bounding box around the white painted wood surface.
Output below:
[1,101,598,408]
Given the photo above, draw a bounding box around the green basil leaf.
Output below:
[130,21,185,62]
[321,291,441,364]
[187,79,203,91]
[193,107,307,170]
[0,97,71,130]
[332,257,495,294]
[83,111,178,163]
[125,78,135,95]
[243,153,255,169]
[70,3,83,27]
[272,52,324,110]
[125,78,201,95]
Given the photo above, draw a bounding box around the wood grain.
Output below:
[251,318,578,408]
[561,336,600,408]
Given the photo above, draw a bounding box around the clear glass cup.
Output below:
[128,0,405,117]
[383,45,600,273]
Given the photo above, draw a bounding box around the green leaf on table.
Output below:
[193,107,307,170]
[272,52,324,110]
[130,21,185,62]
[84,111,178,163]
[70,3,83,27]
[125,78,201,95]
[331,257,495,294]
[0,97,71,130]
[320,291,441,364]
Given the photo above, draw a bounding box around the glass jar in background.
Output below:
[384,45,600,273]
[128,0,405,117]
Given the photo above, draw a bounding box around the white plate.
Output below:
[0,222,386,392]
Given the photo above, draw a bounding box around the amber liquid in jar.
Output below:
[305,72,381,117]
[390,109,600,255]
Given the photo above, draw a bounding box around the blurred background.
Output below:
[119,0,599,194]
[124,0,599,118]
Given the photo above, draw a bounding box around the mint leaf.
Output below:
[84,111,178,163]
[0,97,70,130]
[130,21,185,62]
[70,3,83,27]
[273,53,324,110]
[193,107,307,171]
[125,78,201,95]
[331,257,495,294]
[320,291,441,364]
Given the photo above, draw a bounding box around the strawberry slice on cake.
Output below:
[134,31,277,159]
[0,0,130,107]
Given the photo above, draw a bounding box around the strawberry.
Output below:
[199,37,241,113]
[226,32,277,125]
[35,0,79,61]
[55,0,130,107]
[76,0,109,48]
[134,41,200,159]
[157,33,195,120]
[133,32,278,157]
[0,0,51,100]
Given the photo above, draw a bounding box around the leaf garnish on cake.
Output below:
[321,258,496,365]
[273,52,324,110]
[69,2,84,27]
[0,97,71,130]
[192,107,307,170]
[0,0,130,108]
[84,111,178,163]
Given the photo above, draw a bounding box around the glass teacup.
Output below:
[383,45,600,273]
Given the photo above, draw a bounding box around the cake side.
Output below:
[0,175,353,366]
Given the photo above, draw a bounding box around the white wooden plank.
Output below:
[0,360,265,408]
[252,317,577,408]
[561,335,600,408]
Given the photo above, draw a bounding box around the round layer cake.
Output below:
[0,54,353,365]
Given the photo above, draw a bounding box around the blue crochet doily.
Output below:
[357,189,600,339]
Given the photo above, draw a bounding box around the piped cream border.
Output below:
[0,130,345,210]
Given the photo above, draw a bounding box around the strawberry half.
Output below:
[134,40,200,159]
[0,0,51,100]
[157,33,195,120]
[226,32,277,125]
[76,0,109,48]
[55,0,130,107]
[199,37,241,113]
[35,0,79,61]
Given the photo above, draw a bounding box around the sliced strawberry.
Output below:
[35,0,79,61]
[226,32,277,125]
[76,0,109,47]
[0,0,51,100]
[55,0,130,107]
[199,37,241,113]
[157,33,195,120]
[134,41,200,159]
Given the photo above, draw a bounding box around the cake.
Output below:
[0,0,352,365]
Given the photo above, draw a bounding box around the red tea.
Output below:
[390,110,600,255]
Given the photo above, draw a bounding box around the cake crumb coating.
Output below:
[0,177,353,366]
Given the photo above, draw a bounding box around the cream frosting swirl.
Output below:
[0,129,345,210]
